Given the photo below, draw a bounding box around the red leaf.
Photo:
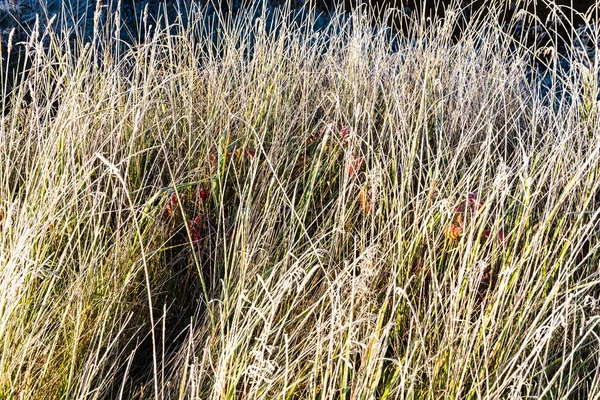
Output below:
[445,224,463,240]
[188,215,202,244]
[209,153,218,169]
[359,186,373,214]
[195,187,209,204]
[162,194,181,219]
[347,156,365,177]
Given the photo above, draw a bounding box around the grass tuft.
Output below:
[1,1,600,398]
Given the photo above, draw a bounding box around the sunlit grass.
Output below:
[1,1,600,398]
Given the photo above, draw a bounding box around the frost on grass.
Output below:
[1,1,600,399]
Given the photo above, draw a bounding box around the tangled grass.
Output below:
[1,1,600,398]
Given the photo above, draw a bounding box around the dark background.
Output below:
[339,1,597,23]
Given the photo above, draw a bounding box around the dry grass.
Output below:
[1,1,600,398]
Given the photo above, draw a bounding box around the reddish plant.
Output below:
[163,194,182,220]
[195,187,209,204]
[447,193,510,247]
[445,193,483,241]
[455,193,484,214]
[310,121,352,146]
[340,126,351,141]
[347,155,365,177]
[209,153,218,169]
[230,147,256,162]
[445,224,463,240]
[318,121,341,137]
[359,186,372,214]
[188,215,202,245]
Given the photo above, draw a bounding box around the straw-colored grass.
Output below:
[1,1,600,398]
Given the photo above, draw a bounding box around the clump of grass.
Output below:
[1,0,600,398]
